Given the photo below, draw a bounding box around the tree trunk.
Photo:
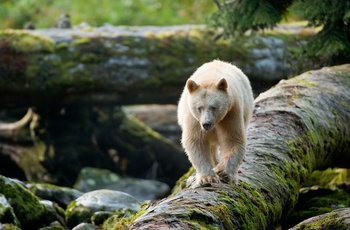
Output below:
[0,26,315,107]
[289,208,350,230]
[119,65,350,229]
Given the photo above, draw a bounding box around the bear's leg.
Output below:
[213,144,245,184]
[182,132,219,187]
[213,123,246,184]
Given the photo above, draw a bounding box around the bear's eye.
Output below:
[210,106,217,111]
[197,107,203,112]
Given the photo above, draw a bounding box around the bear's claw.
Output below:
[216,171,231,183]
[198,175,219,187]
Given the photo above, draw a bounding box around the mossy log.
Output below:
[0,26,312,107]
[117,65,350,229]
[290,208,350,230]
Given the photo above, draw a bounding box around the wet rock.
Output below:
[0,194,20,227]
[74,167,170,201]
[72,223,97,230]
[27,183,83,208]
[66,189,141,228]
[39,200,66,227]
[91,211,113,226]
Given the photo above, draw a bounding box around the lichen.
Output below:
[294,78,317,87]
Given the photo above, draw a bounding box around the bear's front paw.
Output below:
[196,175,219,187]
[216,170,231,183]
[213,166,236,184]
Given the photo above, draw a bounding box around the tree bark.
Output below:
[120,65,350,229]
[289,208,350,230]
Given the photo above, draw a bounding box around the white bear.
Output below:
[177,60,253,187]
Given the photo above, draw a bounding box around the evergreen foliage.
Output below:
[210,0,350,64]
[291,0,350,63]
[210,0,293,36]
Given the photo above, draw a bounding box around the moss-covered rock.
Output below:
[0,176,45,229]
[0,194,20,227]
[66,189,141,228]
[27,183,83,208]
[0,223,21,230]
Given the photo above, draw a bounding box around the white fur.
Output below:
[177,60,253,187]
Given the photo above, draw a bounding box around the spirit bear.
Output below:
[177,60,253,187]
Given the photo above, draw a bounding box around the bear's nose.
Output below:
[202,122,212,131]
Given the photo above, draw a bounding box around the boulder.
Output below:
[0,176,46,229]
[66,189,141,228]
[74,167,170,201]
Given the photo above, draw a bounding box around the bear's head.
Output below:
[186,78,230,131]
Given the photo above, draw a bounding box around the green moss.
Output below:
[65,199,93,228]
[102,204,147,230]
[171,167,195,195]
[0,223,21,230]
[209,184,270,230]
[56,42,69,50]
[72,38,90,46]
[0,176,45,228]
[293,213,349,230]
[286,187,350,228]
[0,29,54,53]
[305,168,349,188]
[184,208,220,230]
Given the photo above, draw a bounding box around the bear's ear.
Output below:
[216,78,228,92]
[187,80,199,93]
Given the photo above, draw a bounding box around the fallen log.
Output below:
[289,208,350,230]
[0,26,314,107]
[111,64,350,229]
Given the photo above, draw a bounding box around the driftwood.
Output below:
[114,64,350,229]
[0,108,33,131]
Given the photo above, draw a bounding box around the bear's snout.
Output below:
[202,122,212,131]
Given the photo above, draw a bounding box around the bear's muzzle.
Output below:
[202,122,213,131]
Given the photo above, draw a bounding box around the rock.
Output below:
[27,183,83,208]
[91,211,113,226]
[74,167,170,201]
[123,104,180,143]
[66,189,141,228]
[242,35,289,82]
[39,200,66,227]
[0,194,20,227]
[72,223,97,230]
[0,175,47,229]
[0,223,21,230]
